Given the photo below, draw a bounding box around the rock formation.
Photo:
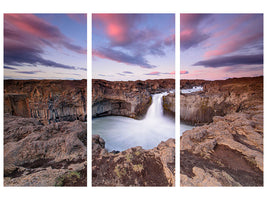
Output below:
[92,79,175,118]
[92,135,175,186]
[4,79,87,186]
[180,76,263,186]
[4,114,87,186]
[180,76,263,125]
[4,79,87,124]
[163,93,175,116]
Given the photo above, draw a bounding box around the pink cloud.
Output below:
[4,14,86,55]
[180,70,189,74]
[93,14,136,45]
[204,32,263,58]
[164,34,175,46]
[180,14,211,50]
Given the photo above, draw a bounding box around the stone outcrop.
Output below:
[180,76,263,125]
[92,135,175,186]
[4,79,87,124]
[4,114,87,186]
[180,76,263,186]
[163,93,175,116]
[92,79,175,119]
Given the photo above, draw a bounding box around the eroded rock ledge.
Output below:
[4,114,87,186]
[92,135,175,186]
[180,76,263,125]
[180,76,263,186]
[4,79,87,124]
[92,79,175,118]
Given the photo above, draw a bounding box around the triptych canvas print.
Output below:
[3,13,263,187]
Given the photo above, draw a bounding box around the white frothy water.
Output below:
[181,86,203,94]
[92,92,175,152]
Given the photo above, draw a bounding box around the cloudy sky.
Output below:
[180,14,263,80]
[92,14,175,81]
[4,14,87,80]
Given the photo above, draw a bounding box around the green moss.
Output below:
[132,164,143,172]
[114,165,127,178]
[54,171,81,186]
[134,151,141,156]
[125,153,133,162]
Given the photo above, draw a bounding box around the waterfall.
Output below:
[92,92,175,151]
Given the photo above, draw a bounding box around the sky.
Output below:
[180,14,263,80]
[92,14,175,81]
[4,14,87,80]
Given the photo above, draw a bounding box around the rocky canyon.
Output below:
[4,80,87,186]
[180,76,263,186]
[92,79,175,186]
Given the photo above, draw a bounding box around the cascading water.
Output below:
[92,92,175,152]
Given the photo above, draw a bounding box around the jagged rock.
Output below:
[4,79,87,124]
[180,77,263,186]
[92,135,175,186]
[92,79,175,119]
[4,114,87,186]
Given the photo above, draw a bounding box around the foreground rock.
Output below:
[4,114,87,186]
[92,135,175,186]
[4,79,87,124]
[92,79,175,119]
[180,76,263,186]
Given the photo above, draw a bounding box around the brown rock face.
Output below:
[180,76,263,186]
[4,79,87,124]
[92,79,175,119]
[92,135,175,186]
[180,76,263,125]
[4,114,87,186]
[163,93,175,116]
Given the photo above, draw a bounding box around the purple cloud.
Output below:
[4,66,17,70]
[93,48,157,69]
[4,14,86,69]
[123,71,134,74]
[93,14,175,68]
[180,14,211,51]
[193,54,263,68]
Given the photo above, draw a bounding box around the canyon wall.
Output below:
[92,79,175,119]
[4,79,87,124]
[180,76,263,125]
[163,93,175,116]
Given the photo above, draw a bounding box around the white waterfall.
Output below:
[92,92,175,152]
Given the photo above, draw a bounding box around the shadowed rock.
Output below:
[4,114,87,186]
[92,135,175,186]
[4,79,87,124]
[92,79,175,119]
